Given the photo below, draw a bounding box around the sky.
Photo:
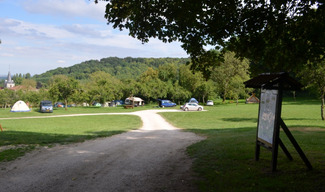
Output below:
[0,0,188,76]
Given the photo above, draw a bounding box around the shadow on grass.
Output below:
[0,130,127,162]
[0,130,125,146]
[221,117,257,123]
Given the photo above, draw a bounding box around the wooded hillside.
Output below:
[33,57,190,83]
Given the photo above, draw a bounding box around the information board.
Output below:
[257,89,278,146]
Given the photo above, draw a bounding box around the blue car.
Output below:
[158,99,176,108]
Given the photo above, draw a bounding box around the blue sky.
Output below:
[0,0,188,76]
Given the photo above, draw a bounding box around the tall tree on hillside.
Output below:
[211,52,250,102]
[49,75,80,110]
[100,0,324,74]
[299,60,325,120]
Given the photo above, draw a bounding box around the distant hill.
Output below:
[33,57,190,83]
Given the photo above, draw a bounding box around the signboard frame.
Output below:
[255,88,283,171]
[256,89,279,147]
[245,73,312,172]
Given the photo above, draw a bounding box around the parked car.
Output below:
[206,100,214,106]
[183,103,204,111]
[40,100,53,113]
[158,99,176,108]
[54,102,64,108]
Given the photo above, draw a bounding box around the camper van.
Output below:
[40,100,53,113]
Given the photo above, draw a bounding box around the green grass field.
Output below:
[0,113,142,161]
[160,98,325,192]
[0,99,324,191]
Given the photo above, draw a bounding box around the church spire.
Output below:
[7,71,12,82]
[4,69,15,88]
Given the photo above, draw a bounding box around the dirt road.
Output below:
[0,110,204,192]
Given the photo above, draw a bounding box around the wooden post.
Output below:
[271,88,283,172]
[280,119,313,170]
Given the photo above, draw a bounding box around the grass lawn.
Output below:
[0,99,324,191]
[160,98,325,192]
[0,104,157,118]
[0,114,142,161]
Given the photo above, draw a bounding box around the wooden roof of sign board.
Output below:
[244,72,302,90]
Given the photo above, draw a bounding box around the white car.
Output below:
[183,103,204,111]
[206,100,214,106]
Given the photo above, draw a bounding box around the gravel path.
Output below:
[0,110,204,192]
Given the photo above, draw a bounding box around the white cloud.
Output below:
[61,24,102,37]
[57,60,66,63]
[0,0,188,76]
[0,52,14,57]
[22,0,107,21]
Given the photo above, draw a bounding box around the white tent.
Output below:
[10,100,31,112]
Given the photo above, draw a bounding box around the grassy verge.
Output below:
[0,114,142,162]
[160,98,325,192]
[0,104,161,118]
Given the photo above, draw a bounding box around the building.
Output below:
[4,71,15,88]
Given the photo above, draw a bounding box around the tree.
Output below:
[211,52,250,102]
[121,79,141,99]
[299,60,325,120]
[168,81,191,105]
[49,75,80,110]
[12,74,23,85]
[21,79,37,90]
[25,73,31,79]
[0,89,16,108]
[138,67,168,102]
[87,71,123,104]
[179,64,204,95]
[101,0,324,73]
[194,80,215,104]
[24,91,41,108]
[158,63,178,83]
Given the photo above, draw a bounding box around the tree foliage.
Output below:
[49,75,80,110]
[211,52,250,102]
[299,60,325,120]
[33,57,189,85]
[87,71,123,104]
[101,0,324,73]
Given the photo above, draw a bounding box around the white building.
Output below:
[4,71,15,88]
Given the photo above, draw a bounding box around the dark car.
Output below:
[158,99,177,108]
[40,100,53,113]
